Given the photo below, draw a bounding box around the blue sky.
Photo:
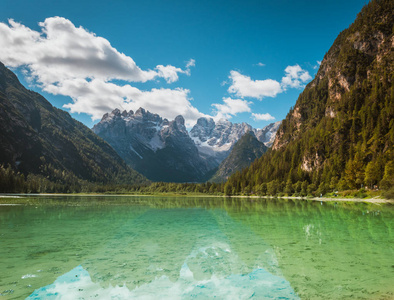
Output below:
[0,0,367,129]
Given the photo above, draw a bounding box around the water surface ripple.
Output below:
[0,196,392,299]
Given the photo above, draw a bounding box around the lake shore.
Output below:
[0,193,393,204]
[253,195,394,204]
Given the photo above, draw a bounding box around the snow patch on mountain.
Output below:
[93,108,281,182]
[190,117,282,166]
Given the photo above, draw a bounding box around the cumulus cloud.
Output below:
[228,71,282,99]
[47,78,204,127]
[212,97,252,120]
[155,65,185,84]
[0,17,201,125]
[251,112,275,121]
[227,65,312,100]
[155,59,195,83]
[281,65,312,89]
[0,18,160,83]
[256,62,265,67]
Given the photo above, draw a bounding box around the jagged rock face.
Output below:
[254,121,282,147]
[189,117,216,143]
[226,0,394,194]
[93,108,210,182]
[190,117,281,167]
[95,108,166,154]
[272,0,393,151]
[191,118,251,150]
[94,109,281,183]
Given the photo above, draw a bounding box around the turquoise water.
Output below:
[0,196,393,299]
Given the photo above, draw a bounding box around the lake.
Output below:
[0,195,393,299]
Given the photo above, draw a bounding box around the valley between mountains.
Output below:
[0,0,392,199]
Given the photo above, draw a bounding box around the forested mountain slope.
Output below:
[210,131,267,183]
[0,62,147,191]
[225,0,394,195]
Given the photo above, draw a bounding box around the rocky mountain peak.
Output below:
[135,107,145,116]
[101,108,132,123]
[93,107,282,182]
[190,117,281,169]
[93,109,211,182]
[191,117,215,142]
[175,115,185,126]
[171,115,186,134]
[216,118,232,126]
[112,108,121,116]
[197,117,215,128]
[255,121,282,147]
[100,112,109,121]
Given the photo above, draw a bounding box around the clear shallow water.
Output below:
[0,196,393,299]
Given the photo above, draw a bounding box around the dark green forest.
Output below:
[210,131,268,182]
[0,164,224,194]
[0,61,148,189]
[223,0,394,198]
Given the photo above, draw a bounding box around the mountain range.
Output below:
[0,59,280,188]
[0,0,391,196]
[93,108,280,182]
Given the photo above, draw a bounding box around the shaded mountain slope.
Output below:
[93,108,211,182]
[210,131,268,183]
[0,62,147,186]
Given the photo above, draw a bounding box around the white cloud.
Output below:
[0,18,161,83]
[281,64,312,89]
[0,17,201,125]
[184,58,195,76]
[57,78,205,127]
[256,62,265,67]
[155,59,196,83]
[212,97,252,120]
[0,17,195,83]
[313,60,322,70]
[300,71,311,82]
[227,71,282,99]
[226,65,312,101]
[155,65,185,84]
[186,58,195,69]
[251,112,275,121]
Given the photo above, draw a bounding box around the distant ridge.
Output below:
[93,108,210,182]
[93,108,281,182]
